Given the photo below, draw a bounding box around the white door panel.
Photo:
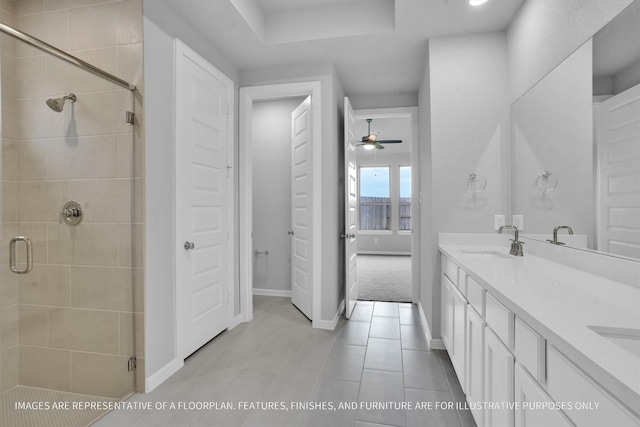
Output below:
[344,97,358,318]
[596,84,640,258]
[176,40,231,359]
[291,96,313,319]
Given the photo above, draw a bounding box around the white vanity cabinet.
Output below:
[514,363,574,427]
[441,273,453,350]
[484,327,515,427]
[547,346,639,427]
[451,283,467,392]
[441,268,467,392]
[439,244,640,427]
[466,305,486,426]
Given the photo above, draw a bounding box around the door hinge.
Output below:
[125,111,134,125]
[227,230,230,241]
[227,165,232,177]
[127,356,137,372]
[226,104,230,115]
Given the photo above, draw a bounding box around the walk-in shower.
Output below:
[45,93,77,113]
[0,17,140,427]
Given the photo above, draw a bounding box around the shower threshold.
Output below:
[0,386,119,427]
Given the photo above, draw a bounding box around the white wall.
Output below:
[511,41,594,244]
[507,0,634,103]
[418,43,434,339]
[252,98,305,294]
[419,32,510,340]
[350,93,418,110]
[143,0,240,389]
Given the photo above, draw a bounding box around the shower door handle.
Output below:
[9,236,33,274]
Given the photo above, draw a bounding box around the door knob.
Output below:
[184,241,195,250]
[288,230,294,236]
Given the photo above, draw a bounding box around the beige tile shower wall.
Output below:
[0,0,19,394]
[3,0,144,398]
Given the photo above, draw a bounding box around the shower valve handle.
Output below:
[59,201,83,226]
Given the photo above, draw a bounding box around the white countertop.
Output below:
[439,241,640,417]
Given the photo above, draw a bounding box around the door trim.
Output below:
[174,38,235,359]
[353,106,420,303]
[239,82,322,327]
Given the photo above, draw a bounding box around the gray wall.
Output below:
[143,0,240,387]
[507,0,634,103]
[419,32,510,340]
[252,98,305,294]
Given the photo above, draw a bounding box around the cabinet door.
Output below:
[466,306,486,427]
[441,273,453,350]
[451,284,467,393]
[484,327,514,427]
[515,364,574,427]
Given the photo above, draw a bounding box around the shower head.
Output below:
[46,93,76,112]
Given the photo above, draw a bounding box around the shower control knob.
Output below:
[184,241,195,250]
[59,201,83,226]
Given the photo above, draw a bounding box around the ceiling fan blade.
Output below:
[374,142,385,149]
[378,139,402,144]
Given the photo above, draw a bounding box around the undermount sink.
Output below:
[460,249,513,260]
[588,325,640,358]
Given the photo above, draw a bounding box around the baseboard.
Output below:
[313,299,345,330]
[252,288,292,297]
[145,357,183,393]
[418,301,445,350]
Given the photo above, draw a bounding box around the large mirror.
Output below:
[511,0,640,260]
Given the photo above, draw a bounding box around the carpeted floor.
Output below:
[357,255,412,302]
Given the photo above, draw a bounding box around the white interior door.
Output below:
[291,96,313,319]
[176,40,231,359]
[595,84,640,259]
[344,97,358,318]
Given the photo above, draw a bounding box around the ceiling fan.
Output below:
[358,118,402,150]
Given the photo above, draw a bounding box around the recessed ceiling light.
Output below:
[468,0,488,6]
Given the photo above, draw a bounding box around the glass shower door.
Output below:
[0,31,140,426]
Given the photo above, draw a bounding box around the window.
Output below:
[359,167,390,230]
[400,166,411,230]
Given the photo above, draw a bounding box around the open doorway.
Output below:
[251,96,309,310]
[239,82,323,326]
[353,108,419,303]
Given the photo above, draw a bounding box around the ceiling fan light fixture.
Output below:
[363,143,375,150]
[468,0,488,6]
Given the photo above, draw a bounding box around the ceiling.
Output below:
[160,0,524,96]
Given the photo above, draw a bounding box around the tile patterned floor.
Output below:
[94,296,475,427]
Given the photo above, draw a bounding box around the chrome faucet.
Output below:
[547,225,573,245]
[498,225,524,256]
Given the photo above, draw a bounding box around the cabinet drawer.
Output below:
[466,276,485,315]
[442,255,459,288]
[514,317,545,383]
[547,345,640,427]
[485,292,514,350]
